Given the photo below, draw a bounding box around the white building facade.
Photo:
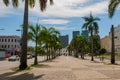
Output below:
[101,25,120,54]
[60,47,69,55]
[114,25,120,53]
[0,36,21,55]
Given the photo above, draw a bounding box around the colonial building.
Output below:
[114,25,120,53]
[101,25,120,54]
[100,36,111,53]
[0,36,21,55]
[60,47,69,55]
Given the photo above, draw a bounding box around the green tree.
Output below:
[68,44,73,56]
[108,0,120,18]
[92,35,101,56]
[69,35,86,58]
[82,13,100,61]
[27,46,34,52]
[98,48,106,56]
[56,42,62,56]
[3,0,54,70]
[40,27,60,60]
[28,24,42,65]
[79,36,87,59]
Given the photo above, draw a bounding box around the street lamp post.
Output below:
[111,25,115,64]
[16,29,23,49]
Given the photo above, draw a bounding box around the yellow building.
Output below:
[100,36,111,53]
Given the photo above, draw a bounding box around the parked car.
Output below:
[8,55,20,61]
[27,54,32,59]
[31,53,35,57]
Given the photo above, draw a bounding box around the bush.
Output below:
[98,48,106,56]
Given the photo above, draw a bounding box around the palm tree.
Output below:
[82,13,100,61]
[55,42,62,56]
[28,24,41,65]
[108,0,120,18]
[92,35,101,55]
[40,27,60,60]
[108,0,119,64]
[79,36,87,59]
[70,35,81,58]
[3,0,54,70]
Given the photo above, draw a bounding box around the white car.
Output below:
[8,55,20,61]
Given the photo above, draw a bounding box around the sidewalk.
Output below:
[0,56,120,80]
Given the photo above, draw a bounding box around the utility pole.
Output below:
[111,25,115,64]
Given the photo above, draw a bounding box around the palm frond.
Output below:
[29,25,36,36]
[50,0,54,5]
[93,22,99,34]
[12,0,19,8]
[3,0,9,6]
[29,0,35,8]
[39,0,47,11]
[82,17,89,22]
[108,0,120,18]
[82,23,89,30]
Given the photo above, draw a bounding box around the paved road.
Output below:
[0,56,44,71]
[0,56,120,80]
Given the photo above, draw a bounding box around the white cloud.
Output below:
[40,19,69,24]
[0,0,24,17]
[53,26,76,31]
[30,0,108,18]
[0,0,109,18]
[0,1,12,17]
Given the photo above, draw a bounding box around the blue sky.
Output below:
[0,0,120,45]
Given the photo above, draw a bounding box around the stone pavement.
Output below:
[0,56,120,80]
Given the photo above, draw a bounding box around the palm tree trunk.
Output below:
[46,46,48,60]
[59,49,60,56]
[34,39,38,65]
[19,0,28,70]
[91,31,94,61]
[48,47,50,60]
[111,25,115,64]
[75,49,78,58]
[51,47,53,59]
[53,47,56,58]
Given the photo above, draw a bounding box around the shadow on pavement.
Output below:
[0,71,45,80]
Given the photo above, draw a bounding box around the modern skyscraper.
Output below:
[73,31,80,38]
[59,35,69,48]
[81,30,88,39]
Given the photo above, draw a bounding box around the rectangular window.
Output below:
[8,45,10,48]
[5,45,6,48]
[11,45,13,48]
[11,39,13,42]
[2,39,3,42]
[8,39,10,42]
[5,39,7,42]
[15,39,16,42]
[2,45,3,48]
